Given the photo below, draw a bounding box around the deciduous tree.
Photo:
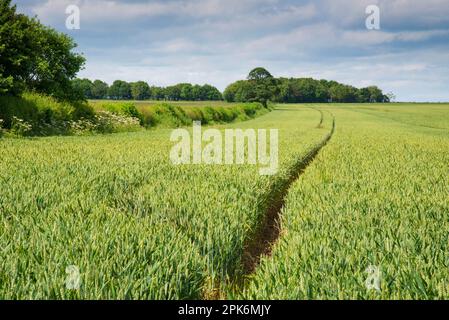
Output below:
[0,0,85,100]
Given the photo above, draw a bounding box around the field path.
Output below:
[234,108,336,290]
[241,104,449,299]
[0,104,336,299]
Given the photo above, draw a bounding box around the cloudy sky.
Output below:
[15,0,449,101]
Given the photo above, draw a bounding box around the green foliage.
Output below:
[71,79,109,100]
[162,83,222,101]
[1,93,76,126]
[91,80,109,99]
[357,86,386,103]
[150,85,165,100]
[75,79,223,102]
[0,95,142,136]
[71,100,96,120]
[27,25,85,101]
[90,111,142,134]
[108,80,132,100]
[201,84,222,101]
[1,104,447,299]
[0,105,331,299]
[223,80,254,103]
[0,0,85,99]
[136,102,265,127]
[0,75,14,95]
[224,70,390,104]
[249,72,278,107]
[71,78,93,101]
[10,116,33,136]
[98,102,144,125]
[180,83,193,100]
[225,68,278,107]
[130,81,151,100]
[140,103,190,127]
[0,0,35,95]
[0,94,269,137]
[241,104,449,300]
[247,67,273,81]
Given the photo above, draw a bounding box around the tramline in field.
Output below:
[240,104,449,300]
[0,105,333,299]
[1,102,448,299]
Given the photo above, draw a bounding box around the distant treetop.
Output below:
[225,68,391,104]
[247,68,274,81]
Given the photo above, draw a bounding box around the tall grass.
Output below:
[3,102,446,299]
[0,94,141,136]
[93,101,269,128]
[240,104,449,299]
[0,106,332,299]
[0,95,270,137]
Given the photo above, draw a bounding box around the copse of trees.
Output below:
[131,81,151,100]
[71,79,223,101]
[91,80,109,99]
[108,80,132,100]
[73,71,391,104]
[224,68,391,105]
[247,68,279,107]
[0,0,85,100]
[71,78,93,99]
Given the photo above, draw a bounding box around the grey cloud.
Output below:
[13,0,449,101]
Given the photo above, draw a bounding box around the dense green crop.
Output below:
[240,104,449,299]
[0,105,333,299]
[2,103,447,300]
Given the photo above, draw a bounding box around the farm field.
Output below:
[0,103,448,300]
[240,103,449,299]
[3,0,449,304]
[0,105,333,299]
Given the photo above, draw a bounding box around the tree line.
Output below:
[224,68,393,105]
[74,69,392,104]
[71,79,223,101]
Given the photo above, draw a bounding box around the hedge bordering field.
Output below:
[0,93,270,137]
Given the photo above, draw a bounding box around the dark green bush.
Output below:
[0,93,94,135]
[141,103,191,127]
[0,92,95,135]
[138,102,265,128]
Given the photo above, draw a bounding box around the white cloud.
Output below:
[15,0,449,101]
[29,0,284,23]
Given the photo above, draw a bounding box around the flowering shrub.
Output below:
[69,111,141,135]
[68,118,98,135]
[100,102,144,124]
[10,116,33,136]
[0,111,141,137]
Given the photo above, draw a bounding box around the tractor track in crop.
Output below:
[315,108,325,128]
[234,109,336,294]
[203,108,336,299]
